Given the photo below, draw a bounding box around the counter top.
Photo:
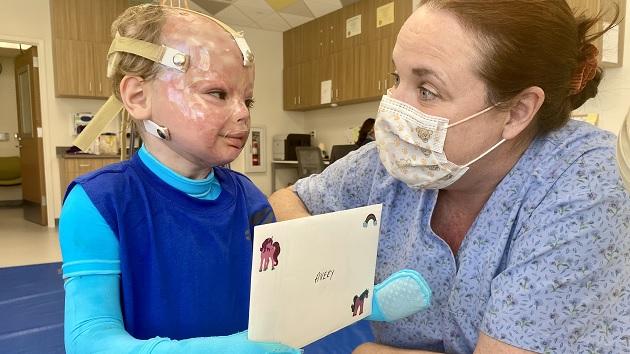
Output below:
[56,146,119,159]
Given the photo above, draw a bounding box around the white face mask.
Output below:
[374,94,505,189]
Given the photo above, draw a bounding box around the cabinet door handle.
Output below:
[294,97,297,105]
[89,82,92,92]
[378,80,381,91]
[298,96,301,104]
[335,89,339,98]
[79,164,90,167]
[99,82,102,93]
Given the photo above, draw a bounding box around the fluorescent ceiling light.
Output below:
[0,41,32,50]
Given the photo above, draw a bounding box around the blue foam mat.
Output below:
[0,262,65,354]
[0,262,372,353]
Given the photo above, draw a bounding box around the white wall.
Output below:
[577,2,630,133]
[303,101,379,150]
[0,57,19,157]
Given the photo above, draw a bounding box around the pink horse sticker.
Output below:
[259,237,281,272]
[351,289,369,316]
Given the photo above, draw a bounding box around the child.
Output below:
[60,4,430,353]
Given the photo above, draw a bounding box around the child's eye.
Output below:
[390,72,400,86]
[245,98,255,109]
[208,91,227,100]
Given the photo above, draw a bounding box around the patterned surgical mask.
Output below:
[374,94,505,189]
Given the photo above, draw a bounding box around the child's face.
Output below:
[148,10,255,167]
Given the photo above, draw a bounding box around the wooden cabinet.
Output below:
[283,0,413,111]
[283,61,317,110]
[59,156,119,194]
[50,0,127,98]
[566,0,626,67]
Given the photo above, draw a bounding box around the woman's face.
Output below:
[390,7,506,167]
[148,11,255,167]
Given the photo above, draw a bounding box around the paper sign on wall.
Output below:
[346,14,362,38]
[321,80,332,104]
[377,2,395,28]
[602,21,619,64]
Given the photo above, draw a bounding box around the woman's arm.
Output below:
[353,334,536,354]
[268,187,311,221]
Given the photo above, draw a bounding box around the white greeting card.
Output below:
[248,204,382,348]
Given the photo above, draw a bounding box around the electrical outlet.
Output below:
[310,130,316,141]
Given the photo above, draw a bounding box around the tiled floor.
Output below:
[0,206,61,268]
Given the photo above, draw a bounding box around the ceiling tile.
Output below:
[194,0,231,14]
[264,0,296,11]
[303,0,342,18]
[214,5,260,28]
[255,11,292,31]
[234,0,274,15]
[278,0,313,17]
[279,12,313,27]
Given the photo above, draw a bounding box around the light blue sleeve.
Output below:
[59,185,121,278]
[60,186,300,354]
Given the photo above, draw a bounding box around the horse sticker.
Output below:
[351,289,369,316]
[259,237,281,272]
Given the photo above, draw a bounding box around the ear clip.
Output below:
[144,120,171,140]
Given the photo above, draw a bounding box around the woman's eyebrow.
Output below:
[412,67,447,86]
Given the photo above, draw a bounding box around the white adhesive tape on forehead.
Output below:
[166,6,254,66]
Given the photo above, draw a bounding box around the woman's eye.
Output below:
[419,87,437,101]
[245,99,255,109]
[208,91,227,100]
[390,72,400,86]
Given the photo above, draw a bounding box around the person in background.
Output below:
[59,5,430,354]
[269,0,629,353]
[356,118,376,146]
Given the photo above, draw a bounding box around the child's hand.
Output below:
[367,269,432,322]
[223,330,302,354]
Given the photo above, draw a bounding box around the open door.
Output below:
[15,46,47,226]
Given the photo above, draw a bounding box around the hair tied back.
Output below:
[569,43,599,95]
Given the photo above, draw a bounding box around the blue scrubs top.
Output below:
[295,120,630,354]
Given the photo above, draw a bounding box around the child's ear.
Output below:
[502,86,545,140]
[119,76,152,120]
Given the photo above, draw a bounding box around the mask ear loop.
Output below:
[447,104,500,129]
[445,103,505,168]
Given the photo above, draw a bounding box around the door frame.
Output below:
[1,34,55,227]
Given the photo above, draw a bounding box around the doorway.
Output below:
[0,41,47,225]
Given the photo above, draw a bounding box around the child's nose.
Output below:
[231,100,250,124]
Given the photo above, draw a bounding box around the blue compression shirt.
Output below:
[59,146,298,354]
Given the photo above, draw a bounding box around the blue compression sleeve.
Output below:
[64,275,299,354]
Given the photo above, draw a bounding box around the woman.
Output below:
[356,118,376,146]
[270,1,629,353]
